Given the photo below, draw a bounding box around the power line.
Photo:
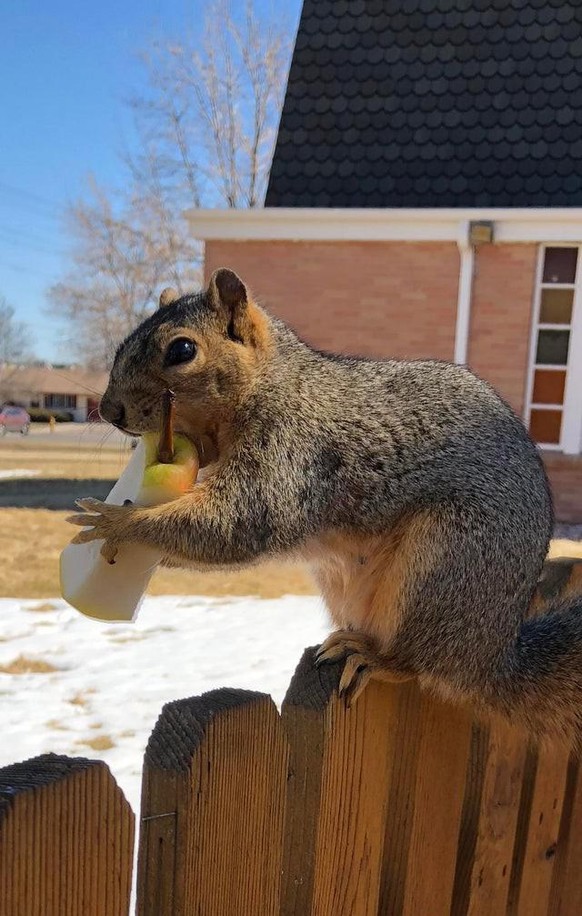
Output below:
[0,258,60,281]
[0,181,63,211]
[0,232,65,258]
[0,199,62,225]
[0,185,64,225]
[0,240,63,258]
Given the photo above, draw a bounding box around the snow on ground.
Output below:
[0,469,40,479]
[0,595,330,814]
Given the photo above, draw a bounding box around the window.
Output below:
[44,394,77,409]
[526,246,582,453]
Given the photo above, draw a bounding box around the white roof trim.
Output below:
[186,207,582,243]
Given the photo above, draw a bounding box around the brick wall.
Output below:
[205,240,459,360]
[204,238,582,522]
[469,243,537,415]
[543,453,582,524]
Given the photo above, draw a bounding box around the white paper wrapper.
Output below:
[60,442,162,622]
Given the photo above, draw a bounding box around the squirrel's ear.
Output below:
[158,287,179,308]
[207,268,250,340]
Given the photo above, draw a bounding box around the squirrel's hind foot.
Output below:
[316,629,413,707]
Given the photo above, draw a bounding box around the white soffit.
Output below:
[186,207,582,244]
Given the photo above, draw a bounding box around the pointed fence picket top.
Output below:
[136,687,289,916]
[3,644,582,914]
[280,646,402,916]
[0,753,134,916]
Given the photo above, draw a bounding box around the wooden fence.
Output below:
[1,644,581,915]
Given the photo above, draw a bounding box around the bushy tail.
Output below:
[493,596,582,742]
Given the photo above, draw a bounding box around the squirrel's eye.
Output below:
[165,338,196,367]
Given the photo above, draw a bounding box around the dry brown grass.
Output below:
[45,719,69,731]
[24,602,58,613]
[0,437,580,599]
[0,505,580,600]
[0,655,59,674]
[75,735,116,751]
[68,691,93,707]
[0,507,316,598]
[0,446,126,480]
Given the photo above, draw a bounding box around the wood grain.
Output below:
[401,692,472,916]
[452,717,528,916]
[136,687,289,916]
[378,679,423,916]
[548,754,582,916]
[280,648,332,916]
[508,742,571,916]
[0,754,134,916]
[282,647,401,916]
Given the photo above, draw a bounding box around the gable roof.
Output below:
[0,365,107,398]
[266,0,582,208]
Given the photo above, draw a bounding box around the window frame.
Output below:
[44,393,78,410]
[524,244,582,454]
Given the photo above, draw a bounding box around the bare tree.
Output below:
[132,0,291,208]
[0,296,31,364]
[50,0,291,366]
[49,180,199,367]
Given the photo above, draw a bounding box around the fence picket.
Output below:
[282,647,403,916]
[508,742,571,916]
[0,754,134,916]
[136,687,288,916]
[400,692,473,916]
[452,718,528,915]
[549,756,582,916]
[378,679,424,916]
[2,648,582,914]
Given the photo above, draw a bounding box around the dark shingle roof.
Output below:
[266,0,582,208]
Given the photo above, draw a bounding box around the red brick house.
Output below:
[188,0,582,522]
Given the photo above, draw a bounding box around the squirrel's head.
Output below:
[99,268,272,462]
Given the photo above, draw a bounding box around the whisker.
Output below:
[48,370,104,398]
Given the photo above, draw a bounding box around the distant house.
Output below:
[0,365,108,422]
[188,0,582,522]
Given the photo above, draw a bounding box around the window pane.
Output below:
[529,409,562,444]
[539,288,574,324]
[536,330,570,365]
[532,369,567,405]
[543,247,578,284]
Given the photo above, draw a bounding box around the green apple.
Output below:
[60,435,198,621]
[139,433,199,506]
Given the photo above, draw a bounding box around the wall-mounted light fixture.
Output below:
[469,221,494,245]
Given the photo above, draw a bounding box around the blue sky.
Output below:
[0,0,300,362]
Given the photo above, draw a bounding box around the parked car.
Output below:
[0,406,31,436]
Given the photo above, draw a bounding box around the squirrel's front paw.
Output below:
[67,497,141,546]
[316,629,413,706]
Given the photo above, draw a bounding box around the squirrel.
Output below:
[70,267,582,743]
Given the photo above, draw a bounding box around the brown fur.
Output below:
[305,510,443,651]
[100,279,274,470]
[531,557,582,616]
[74,268,582,744]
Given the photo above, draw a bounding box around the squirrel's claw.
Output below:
[338,653,373,706]
[316,628,415,707]
[100,541,119,564]
[315,629,374,666]
[74,497,109,512]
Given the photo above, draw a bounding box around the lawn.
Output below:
[0,437,580,599]
[0,507,316,598]
[0,444,128,480]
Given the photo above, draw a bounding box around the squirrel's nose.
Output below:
[99,397,126,428]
